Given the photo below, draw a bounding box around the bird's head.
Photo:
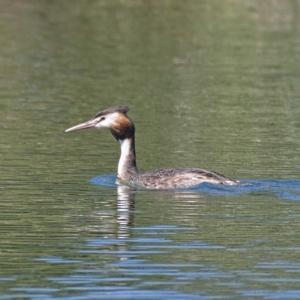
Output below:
[65,105,134,141]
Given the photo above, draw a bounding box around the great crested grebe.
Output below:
[65,106,239,189]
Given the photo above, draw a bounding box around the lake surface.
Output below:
[1,0,300,299]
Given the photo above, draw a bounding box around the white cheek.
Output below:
[94,120,109,129]
[94,113,118,129]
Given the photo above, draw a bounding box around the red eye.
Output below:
[100,117,105,121]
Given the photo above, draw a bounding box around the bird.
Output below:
[65,105,239,189]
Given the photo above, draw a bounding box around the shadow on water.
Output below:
[90,174,300,201]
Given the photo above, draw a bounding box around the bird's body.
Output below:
[119,168,237,189]
[65,106,239,189]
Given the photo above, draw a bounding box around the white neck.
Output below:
[118,139,131,178]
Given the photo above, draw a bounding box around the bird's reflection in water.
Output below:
[79,186,136,262]
[116,185,135,239]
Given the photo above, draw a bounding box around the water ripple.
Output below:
[91,175,300,201]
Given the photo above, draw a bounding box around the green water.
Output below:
[1,1,300,299]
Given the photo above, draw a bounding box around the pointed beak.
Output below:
[65,119,97,133]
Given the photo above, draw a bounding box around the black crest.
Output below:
[93,105,131,120]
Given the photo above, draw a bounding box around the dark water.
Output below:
[1,0,300,299]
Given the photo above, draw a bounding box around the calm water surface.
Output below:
[1,1,300,299]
